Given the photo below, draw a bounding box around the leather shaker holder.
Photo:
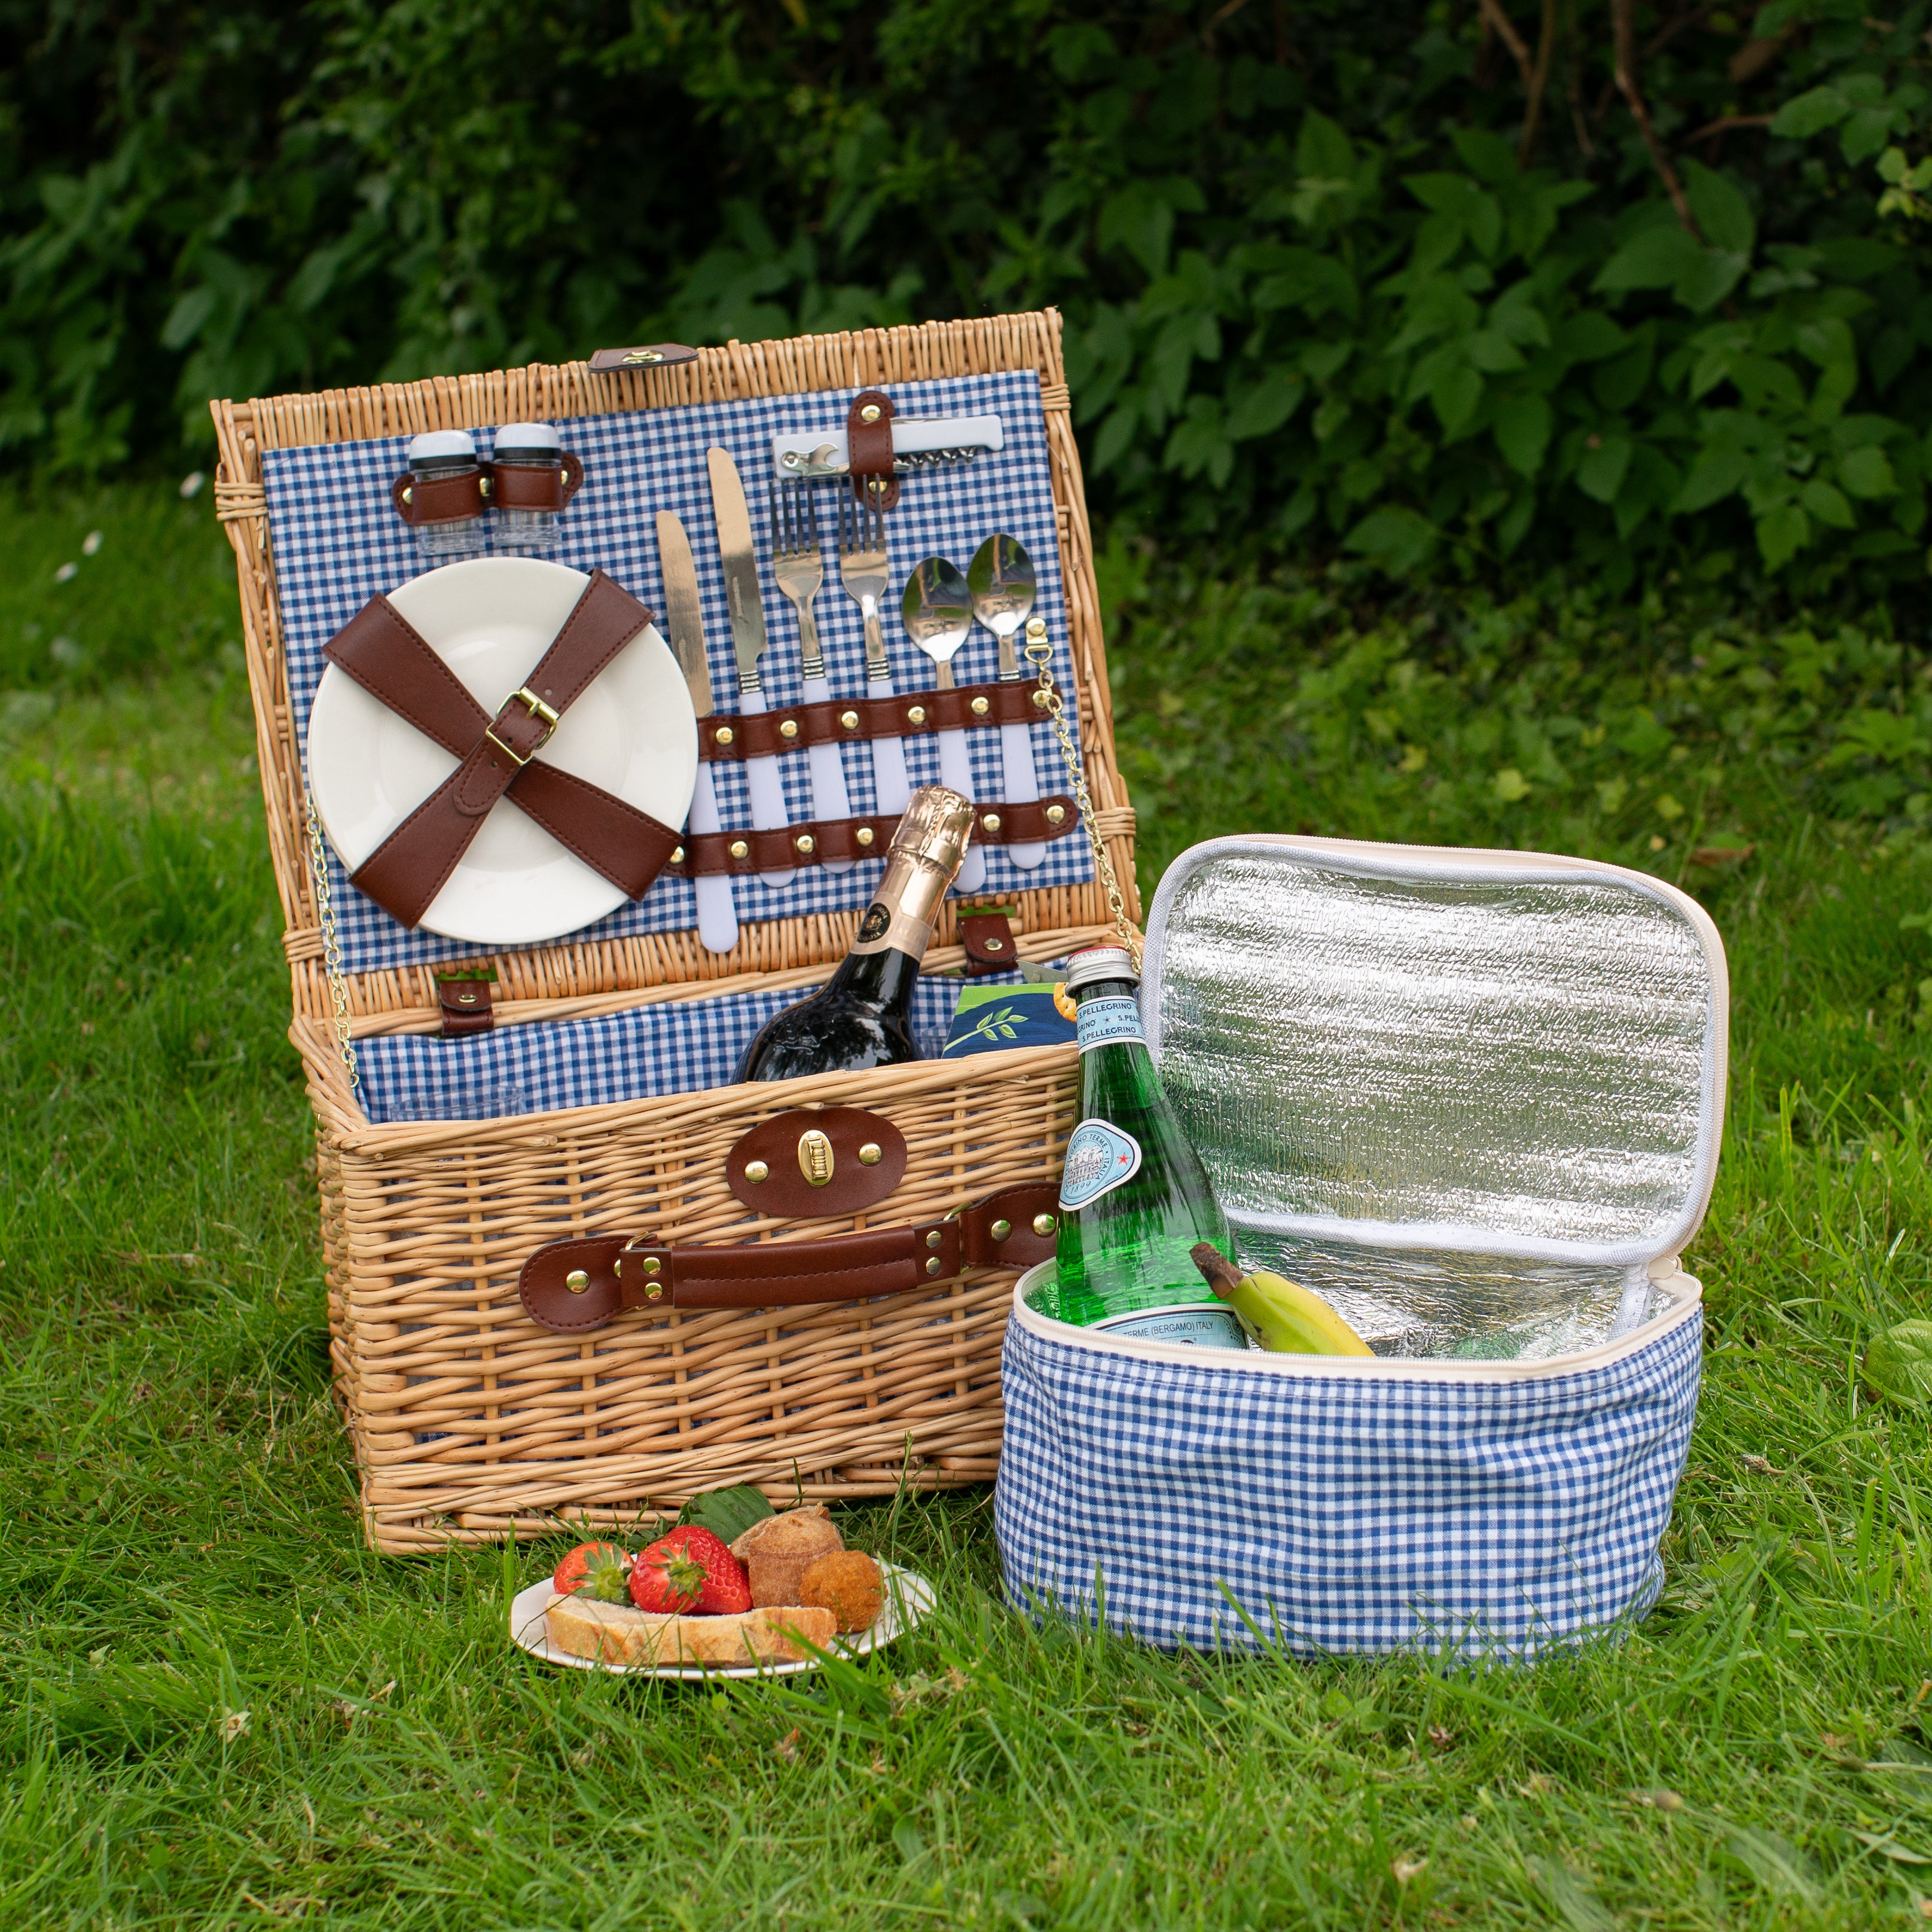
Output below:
[847,389,898,509]
[695,677,1049,762]
[519,1182,1062,1333]
[390,452,584,525]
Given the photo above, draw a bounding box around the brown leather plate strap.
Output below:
[321,572,681,927]
[847,389,899,510]
[695,679,1048,762]
[518,1187,1064,1333]
[667,797,1076,876]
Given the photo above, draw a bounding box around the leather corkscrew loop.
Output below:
[847,389,899,510]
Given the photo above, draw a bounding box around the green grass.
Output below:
[5,486,1932,1928]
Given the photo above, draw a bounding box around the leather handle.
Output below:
[518,1183,1061,1333]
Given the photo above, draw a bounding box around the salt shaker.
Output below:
[491,422,574,558]
[402,429,489,564]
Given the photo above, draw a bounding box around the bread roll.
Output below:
[543,1592,837,1668]
[732,1506,844,1609]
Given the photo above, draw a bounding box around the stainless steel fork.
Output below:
[770,480,853,870]
[837,483,910,816]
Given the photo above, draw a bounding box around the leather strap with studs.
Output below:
[695,679,1049,762]
[661,799,1076,878]
[518,1182,1061,1333]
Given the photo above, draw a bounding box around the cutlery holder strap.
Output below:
[847,389,899,509]
[696,678,1048,762]
[323,572,682,926]
[669,798,1076,876]
[520,1182,1061,1332]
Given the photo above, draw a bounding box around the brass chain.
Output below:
[304,790,361,1092]
[1025,618,1142,971]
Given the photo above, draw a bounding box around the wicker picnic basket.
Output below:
[210,312,1139,1552]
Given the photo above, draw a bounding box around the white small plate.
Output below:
[508,1561,935,1679]
[307,557,697,945]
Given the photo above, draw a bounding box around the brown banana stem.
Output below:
[1191,1243,1243,1301]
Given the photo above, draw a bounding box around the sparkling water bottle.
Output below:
[1050,945,1244,1348]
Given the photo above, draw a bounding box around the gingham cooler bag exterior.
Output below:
[995,1271,1704,1659]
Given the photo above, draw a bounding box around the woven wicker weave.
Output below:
[213,311,1134,1552]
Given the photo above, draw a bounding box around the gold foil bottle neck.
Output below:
[889,785,975,874]
[851,786,974,962]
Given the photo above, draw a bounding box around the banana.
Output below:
[1191,1244,1374,1357]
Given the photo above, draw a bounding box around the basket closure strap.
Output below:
[519,1182,1061,1333]
[695,679,1048,761]
[322,570,682,928]
[668,798,1076,877]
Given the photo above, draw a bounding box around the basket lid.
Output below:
[1140,836,1728,1269]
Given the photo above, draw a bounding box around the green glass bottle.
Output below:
[1049,945,1246,1349]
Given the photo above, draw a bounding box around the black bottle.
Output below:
[736,785,975,1083]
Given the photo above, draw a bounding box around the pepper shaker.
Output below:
[492,422,570,558]
[403,430,489,564]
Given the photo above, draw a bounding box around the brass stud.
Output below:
[1032,1213,1057,1237]
[745,1160,770,1184]
[1031,689,1050,709]
[856,826,875,847]
[983,936,1005,952]
[670,845,685,865]
[981,812,1002,833]
[926,1230,943,1250]
[857,1142,883,1165]
[795,833,816,855]
[566,1269,590,1293]
[926,1256,942,1276]
[779,718,799,740]
[455,988,478,1004]
[840,709,860,730]
[729,839,749,859]
[1045,805,1066,826]
[560,466,570,485]
[860,403,883,423]
[401,485,414,505]
[478,476,492,497]
[798,1128,835,1186]
[970,695,990,716]
[715,725,735,746]
[640,1255,661,1274]
[990,1218,1012,1240]
[907,704,927,726]
[645,1281,663,1300]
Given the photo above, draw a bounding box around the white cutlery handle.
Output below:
[866,668,911,816]
[937,726,985,893]
[687,762,740,955]
[801,674,854,875]
[738,688,796,887]
[1000,719,1046,871]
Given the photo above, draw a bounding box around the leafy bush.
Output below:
[2,1,1928,599]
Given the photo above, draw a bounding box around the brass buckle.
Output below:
[484,686,560,767]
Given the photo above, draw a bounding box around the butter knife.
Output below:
[706,446,795,888]
[656,511,740,954]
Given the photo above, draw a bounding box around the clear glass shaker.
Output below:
[405,429,489,564]
[492,422,567,558]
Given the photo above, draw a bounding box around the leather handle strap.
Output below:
[519,1182,1061,1333]
[322,572,680,927]
[847,390,899,510]
[695,679,1048,762]
[668,799,1075,876]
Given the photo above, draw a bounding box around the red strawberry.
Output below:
[628,1525,752,1615]
[551,1540,632,1603]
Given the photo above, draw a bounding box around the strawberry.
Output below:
[628,1525,752,1615]
[551,1540,633,1603]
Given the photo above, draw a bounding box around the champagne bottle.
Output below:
[1049,945,1246,1348]
[736,786,974,1083]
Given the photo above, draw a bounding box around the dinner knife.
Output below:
[656,509,740,955]
[706,447,796,888]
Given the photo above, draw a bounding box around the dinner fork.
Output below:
[770,481,853,872]
[837,483,911,816]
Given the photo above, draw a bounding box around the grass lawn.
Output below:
[4,483,1932,1929]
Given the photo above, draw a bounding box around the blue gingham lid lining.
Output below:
[262,368,1092,979]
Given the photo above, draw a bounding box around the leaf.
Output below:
[677,1484,774,1543]
[1771,86,1849,139]
[1554,312,1628,362]
[1675,249,1750,315]
[1344,506,1439,575]
[1494,394,1552,477]
[1722,1825,1819,1902]
[1430,363,1483,434]
[1092,404,1140,474]
[1577,436,1632,503]
[1674,448,1749,512]
[1296,111,1355,184]
[1449,127,1518,188]
[1840,445,1899,498]
[160,286,218,352]
[1526,1855,1616,1932]
[1864,1319,1932,1402]
[1849,1829,1932,1864]
[1685,161,1756,257]
[1226,370,1305,439]
[1596,224,1703,293]
[1757,500,1811,568]
[1800,480,1855,529]
[1464,329,1525,373]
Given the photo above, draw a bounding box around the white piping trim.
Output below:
[1139,834,1729,1274]
[1008,1261,1704,1383]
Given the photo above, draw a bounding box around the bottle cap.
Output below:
[407,429,477,466]
[888,785,976,876]
[492,421,561,462]
[1062,944,1137,992]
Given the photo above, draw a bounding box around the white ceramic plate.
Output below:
[508,1561,935,1680]
[307,557,697,945]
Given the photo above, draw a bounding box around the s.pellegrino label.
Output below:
[1075,995,1144,1053]
[1058,1119,1143,1210]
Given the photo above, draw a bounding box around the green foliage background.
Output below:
[2,0,1930,597]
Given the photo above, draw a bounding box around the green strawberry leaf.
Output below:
[677,1483,776,1543]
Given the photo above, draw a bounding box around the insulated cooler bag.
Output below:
[996,837,1726,1659]
[212,316,1136,1551]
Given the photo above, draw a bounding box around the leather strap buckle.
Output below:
[484,686,560,767]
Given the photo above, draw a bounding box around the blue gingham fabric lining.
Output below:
[356,970,1027,1124]
[263,370,1091,978]
[994,1302,1702,1661]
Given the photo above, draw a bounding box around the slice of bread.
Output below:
[544,1592,838,1669]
